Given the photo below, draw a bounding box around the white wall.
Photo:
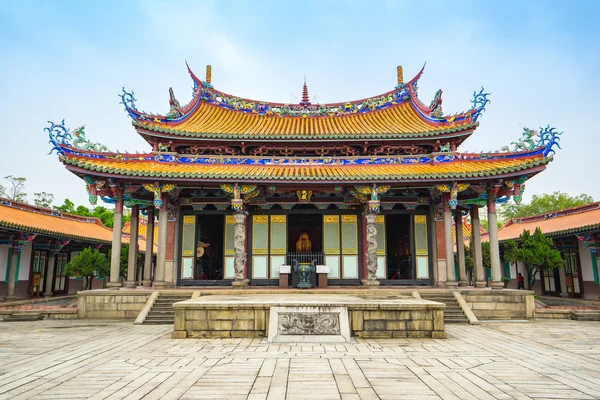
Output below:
[578,241,595,281]
[18,242,32,281]
[509,262,517,279]
[0,245,8,280]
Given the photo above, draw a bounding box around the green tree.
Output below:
[503,228,563,289]
[500,191,593,220]
[3,175,27,202]
[55,198,76,213]
[34,192,54,208]
[65,248,109,290]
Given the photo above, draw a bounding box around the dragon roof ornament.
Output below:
[119,63,490,126]
[45,120,111,157]
[499,125,562,157]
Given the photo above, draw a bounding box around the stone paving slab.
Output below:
[0,320,599,399]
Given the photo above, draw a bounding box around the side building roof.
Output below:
[482,202,600,242]
[0,199,156,253]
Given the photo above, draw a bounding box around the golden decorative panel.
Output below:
[183,215,195,224]
[342,215,357,223]
[271,215,286,223]
[375,215,385,223]
[324,215,339,224]
[253,215,268,223]
[225,215,236,224]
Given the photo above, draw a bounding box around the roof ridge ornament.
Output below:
[120,87,138,118]
[45,119,110,156]
[470,87,491,121]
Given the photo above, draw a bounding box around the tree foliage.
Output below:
[34,192,54,208]
[53,199,130,228]
[2,175,27,202]
[500,191,593,220]
[65,248,109,290]
[503,228,563,289]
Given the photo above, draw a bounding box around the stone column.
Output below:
[5,248,19,300]
[444,195,457,288]
[455,211,467,286]
[125,205,139,288]
[362,212,380,287]
[107,194,124,289]
[143,206,155,287]
[471,205,486,288]
[154,194,169,289]
[44,253,56,297]
[487,193,503,289]
[429,205,439,286]
[232,212,249,288]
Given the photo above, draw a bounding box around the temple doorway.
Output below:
[385,214,413,280]
[287,214,323,255]
[194,214,225,281]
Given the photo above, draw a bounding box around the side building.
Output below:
[48,63,561,289]
[0,198,155,299]
[490,202,600,299]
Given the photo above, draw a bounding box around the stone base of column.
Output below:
[124,280,137,289]
[445,281,459,289]
[153,280,168,289]
[4,296,16,301]
[474,281,487,288]
[361,279,380,288]
[490,281,505,290]
[43,292,53,297]
[142,280,153,288]
[107,282,122,290]
[459,280,469,287]
[232,279,249,289]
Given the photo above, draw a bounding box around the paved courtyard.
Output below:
[0,320,599,399]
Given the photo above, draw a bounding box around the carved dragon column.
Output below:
[227,183,251,288]
[358,184,389,288]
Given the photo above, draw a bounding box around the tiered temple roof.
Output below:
[47,63,561,197]
[122,64,483,148]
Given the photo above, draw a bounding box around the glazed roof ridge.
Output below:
[120,63,488,140]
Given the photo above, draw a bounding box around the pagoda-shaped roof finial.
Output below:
[300,76,311,106]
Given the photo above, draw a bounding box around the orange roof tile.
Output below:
[62,151,550,183]
[483,202,600,242]
[0,200,154,253]
[134,101,476,140]
[123,218,158,245]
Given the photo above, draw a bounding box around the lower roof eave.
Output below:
[65,164,546,186]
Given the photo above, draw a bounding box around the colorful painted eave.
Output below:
[58,145,552,183]
[120,64,488,140]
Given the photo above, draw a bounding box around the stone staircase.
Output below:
[420,292,469,323]
[143,294,192,325]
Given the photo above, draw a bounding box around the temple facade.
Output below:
[47,64,561,289]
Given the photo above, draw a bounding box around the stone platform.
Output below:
[172,293,446,340]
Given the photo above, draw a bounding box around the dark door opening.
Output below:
[287,214,323,254]
[195,214,225,280]
[385,214,413,280]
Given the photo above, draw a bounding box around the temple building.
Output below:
[46,64,561,290]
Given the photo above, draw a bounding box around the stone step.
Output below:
[3,313,45,322]
[147,311,174,316]
[143,319,174,325]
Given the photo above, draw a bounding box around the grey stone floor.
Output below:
[0,320,599,399]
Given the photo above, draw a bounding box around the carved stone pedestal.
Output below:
[231,279,249,289]
[361,279,380,288]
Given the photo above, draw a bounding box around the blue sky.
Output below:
[0,0,598,207]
